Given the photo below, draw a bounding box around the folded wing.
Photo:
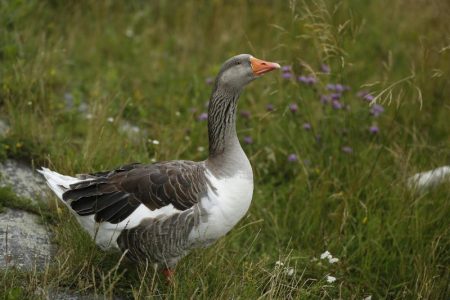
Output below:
[62,161,207,224]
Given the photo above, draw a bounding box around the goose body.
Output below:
[39,54,279,271]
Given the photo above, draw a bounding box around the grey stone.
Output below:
[0,121,56,272]
[0,208,53,271]
[408,165,450,193]
[0,159,48,202]
[42,289,125,300]
[43,290,102,300]
[0,119,10,136]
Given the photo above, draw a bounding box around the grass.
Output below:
[1,0,449,298]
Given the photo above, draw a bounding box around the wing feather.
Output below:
[62,161,207,224]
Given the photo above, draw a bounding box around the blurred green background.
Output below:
[0,0,449,299]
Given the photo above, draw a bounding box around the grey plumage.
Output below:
[117,208,198,266]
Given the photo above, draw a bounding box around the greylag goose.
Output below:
[38,54,280,279]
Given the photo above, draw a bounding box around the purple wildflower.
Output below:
[298,76,308,83]
[341,146,353,154]
[356,90,369,98]
[327,83,346,92]
[302,123,312,130]
[197,112,208,121]
[240,110,251,119]
[266,103,275,112]
[330,93,341,100]
[281,65,292,72]
[307,76,317,84]
[205,77,214,85]
[320,94,331,105]
[363,94,374,102]
[321,64,331,74]
[243,136,253,144]
[289,103,299,113]
[369,125,380,134]
[334,84,345,92]
[326,83,336,90]
[332,100,343,110]
[287,153,298,162]
[282,72,293,79]
[370,104,384,117]
[357,90,375,102]
[298,76,317,85]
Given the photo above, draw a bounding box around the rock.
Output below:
[0,119,10,136]
[0,159,48,202]
[0,208,53,270]
[42,289,125,300]
[408,165,450,193]
[0,154,54,271]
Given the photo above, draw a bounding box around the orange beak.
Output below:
[250,56,281,76]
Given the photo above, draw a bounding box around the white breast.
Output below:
[189,169,254,243]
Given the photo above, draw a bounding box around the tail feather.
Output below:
[38,167,131,249]
[37,167,84,201]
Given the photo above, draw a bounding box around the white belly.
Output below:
[189,169,254,243]
[77,203,181,250]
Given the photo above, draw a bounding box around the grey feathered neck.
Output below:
[207,85,240,158]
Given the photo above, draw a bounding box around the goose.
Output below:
[38,54,280,280]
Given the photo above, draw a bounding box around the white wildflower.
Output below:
[320,251,331,260]
[85,113,93,120]
[152,140,160,145]
[107,117,114,123]
[197,146,205,152]
[275,260,284,267]
[320,250,339,264]
[285,267,294,276]
[175,111,181,117]
[125,28,134,38]
[150,158,156,162]
[326,275,336,283]
[328,257,339,264]
[363,296,372,300]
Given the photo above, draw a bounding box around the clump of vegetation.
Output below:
[0,186,54,224]
[0,0,449,299]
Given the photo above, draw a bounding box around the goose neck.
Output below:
[207,87,240,159]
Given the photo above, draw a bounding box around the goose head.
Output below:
[215,54,280,91]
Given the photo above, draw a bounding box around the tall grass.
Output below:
[1,0,449,298]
